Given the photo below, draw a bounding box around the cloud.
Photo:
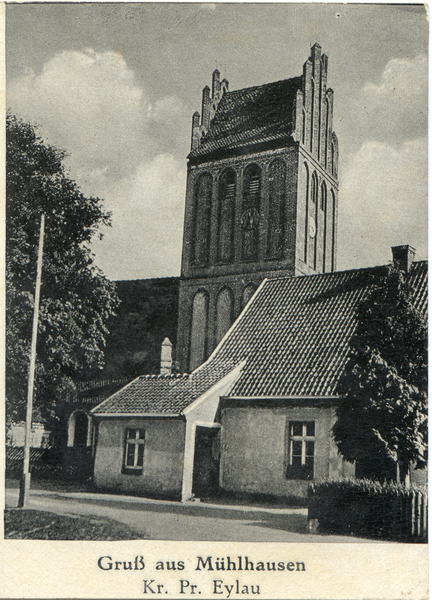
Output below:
[91,154,186,280]
[362,55,427,142]
[341,55,427,153]
[8,49,191,277]
[8,49,149,182]
[338,138,427,271]
[146,95,191,159]
[148,95,186,125]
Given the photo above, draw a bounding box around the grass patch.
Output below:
[5,509,144,540]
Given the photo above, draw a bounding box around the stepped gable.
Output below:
[92,261,427,414]
[189,77,302,159]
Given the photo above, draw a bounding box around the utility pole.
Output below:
[18,213,45,508]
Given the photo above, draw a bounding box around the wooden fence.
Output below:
[409,489,428,539]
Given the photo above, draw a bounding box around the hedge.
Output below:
[308,478,427,541]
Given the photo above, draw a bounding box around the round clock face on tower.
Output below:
[308,216,316,238]
[241,208,260,230]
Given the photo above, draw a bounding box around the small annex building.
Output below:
[91,253,427,501]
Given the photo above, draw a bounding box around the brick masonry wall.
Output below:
[177,45,339,372]
[178,146,301,372]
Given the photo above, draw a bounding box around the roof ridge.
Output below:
[226,75,302,97]
[138,373,189,380]
[114,276,180,283]
[264,264,389,284]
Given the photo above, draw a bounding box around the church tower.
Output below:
[176,43,339,372]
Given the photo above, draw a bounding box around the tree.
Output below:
[332,265,427,484]
[6,113,120,425]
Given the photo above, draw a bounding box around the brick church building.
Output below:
[177,42,338,372]
[86,44,426,501]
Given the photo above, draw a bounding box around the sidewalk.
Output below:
[5,486,383,543]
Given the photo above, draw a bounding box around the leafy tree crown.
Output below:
[7,113,120,424]
[332,264,427,478]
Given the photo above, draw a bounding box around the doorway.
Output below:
[192,426,220,498]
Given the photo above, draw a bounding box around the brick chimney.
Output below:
[160,337,173,376]
[391,245,416,273]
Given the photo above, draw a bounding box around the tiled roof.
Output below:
[91,359,234,415]
[92,261,427,415]
[189,77,302,159]
[212,261,428,398]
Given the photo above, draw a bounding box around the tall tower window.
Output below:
[320,182,327,212]
[302,108,306,146]
[241,164,261,261]
[331,189,336,272]
[215,287,234,346]
[321,181,327,273]
[192,173,212,265]
[310,172,318,270]
[242,283,256,310]
[189,290,209,371]
[217,170,236,263]
[267,159,286,259]
[303,163,309,263]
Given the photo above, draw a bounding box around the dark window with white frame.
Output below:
[287,421,315,480]
[241,164,261,261]
[217,170,236,263]
[124,428,145,472]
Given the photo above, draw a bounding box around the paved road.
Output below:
[5,488,381,542]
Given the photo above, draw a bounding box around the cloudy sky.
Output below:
[6,3,428,280]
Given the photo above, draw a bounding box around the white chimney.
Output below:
[160,337,173,375]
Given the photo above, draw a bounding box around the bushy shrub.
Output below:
[5,445,93,482]
[308,478,427,540]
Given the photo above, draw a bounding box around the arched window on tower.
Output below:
[215,287,234,346]
[331,189,336,272]
[192,173,212,266]
[302,107,306,146]
[267,159,286,259]
[321,181,327,272]
[189,290,209,371]
[241,283,256,310]
[310,172,318,269]
[303,163,309,263]
[320,182,327,212]
[217,169,236,263]
[311,173,318,206]
[241,164,261,261]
